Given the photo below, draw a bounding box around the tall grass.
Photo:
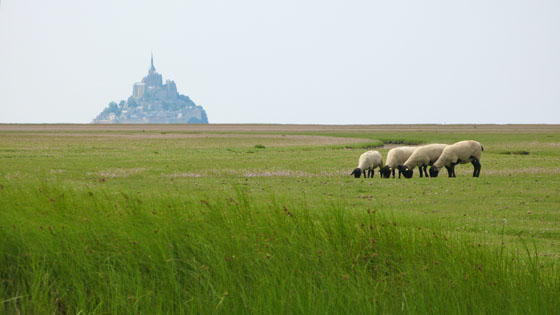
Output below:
[1,183,558,314]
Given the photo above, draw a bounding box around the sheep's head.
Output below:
[429,166,439,178]
[350,168,362,178]
[379,166,391,178]
[401,166,413,178]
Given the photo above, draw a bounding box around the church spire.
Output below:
[150,52,156,72]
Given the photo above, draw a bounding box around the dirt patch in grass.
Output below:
[162,172,203,178]
[161,167,560,179]
[240,170,312,177]
[162,169,316,178]
[2,123,559,133]
[453,167,560,176]
[88,168,147,178]
[499,150,530,155]
[11,132,371,147]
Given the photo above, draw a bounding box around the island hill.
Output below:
[93,55,208,124]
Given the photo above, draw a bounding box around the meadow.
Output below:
[1,124,559,314]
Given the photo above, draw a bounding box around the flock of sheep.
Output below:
[351,140,484,179]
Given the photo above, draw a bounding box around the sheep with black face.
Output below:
[429,140,483,178]
[379,146,416,178]
[351,150,383,178]
[400,144,448,178]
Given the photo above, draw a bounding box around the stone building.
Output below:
[93,54,209,124]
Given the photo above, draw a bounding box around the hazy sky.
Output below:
[0,0,559,124]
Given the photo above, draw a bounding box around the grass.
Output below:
[1,124,559,313]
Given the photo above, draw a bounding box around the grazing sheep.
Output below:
[379,146,417,178]
[351,150,383,178]
[400,144,448,178]
[429,140,484,178]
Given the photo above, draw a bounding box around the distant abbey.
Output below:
[93,55,208,124]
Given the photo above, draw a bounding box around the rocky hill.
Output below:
[93,55,208,124]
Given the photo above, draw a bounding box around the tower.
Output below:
[149,52,156,73]
[142,52,162,87]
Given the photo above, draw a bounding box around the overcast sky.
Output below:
[0,0,559,124]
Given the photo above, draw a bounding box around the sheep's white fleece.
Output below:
[384,146,416,169]
[403,144,448,169]
[357,150,383,170]
[433,140,483,169]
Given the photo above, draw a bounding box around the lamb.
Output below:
[400,144,448,178]
[350,150,384,178]
[379,146,417,178]
[429,140,483,178]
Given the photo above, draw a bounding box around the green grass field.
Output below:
[1,124,559,314]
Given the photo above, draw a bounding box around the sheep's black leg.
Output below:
[472,159,481,177]
[419,166,423,178]
[398,168,402,178]
[445,166,452,177]
[392,169,395,178]
[423,165,429,177]
[372,169,375,178]
[477,162,481,177]
[448,164,455,177]
[476,162,480,177]
[476,160,481,177]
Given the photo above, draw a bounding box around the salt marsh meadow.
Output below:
[1,124,559,314]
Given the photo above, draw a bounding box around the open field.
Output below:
[1,124,560,313]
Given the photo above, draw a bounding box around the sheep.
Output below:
[400,144,448,178]
[429,140,483,178]
[379,146,417,178]
[350,150,383,178]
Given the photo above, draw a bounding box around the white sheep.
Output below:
[379,146,417,178]
[400,144,448,178]
[429,140,483,178]
[351,150,384,178]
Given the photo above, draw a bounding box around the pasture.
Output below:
[1,124,559,314]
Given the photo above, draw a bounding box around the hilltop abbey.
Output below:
[93,55,208,124]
